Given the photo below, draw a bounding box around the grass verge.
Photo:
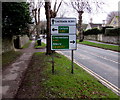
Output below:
[78,40,120,52]
[16,52,118,99]
[2,50,22,69]
[34,41,46,49]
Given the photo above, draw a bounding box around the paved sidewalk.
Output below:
[1,41,45,99]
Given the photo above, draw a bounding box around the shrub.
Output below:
[105,28,120,36]
[84,28,101,35]
[101,26,113,34]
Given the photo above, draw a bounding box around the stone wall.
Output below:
[84,34,119,44]
[19,35,29,48]
[2,37,14,53]
[0,38,2,54]
[84,35,97,41]
[101,35,119,44]
[2,35,29,53]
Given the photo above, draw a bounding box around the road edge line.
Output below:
[57,51,120,96]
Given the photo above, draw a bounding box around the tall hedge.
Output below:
[105,28,120,36]
[101,26,113,34]
[84,28,102,35]
[2,2,32,38]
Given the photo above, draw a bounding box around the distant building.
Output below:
[76,24,88,35]
[106,16,119,28]
[81,24,88,30]
[86,23,102,30]
[86,18,102,30]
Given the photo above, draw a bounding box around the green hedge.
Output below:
[84,28,101,35]
[101,26,113,34]
[105,28,120,36]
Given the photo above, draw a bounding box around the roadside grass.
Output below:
[2,50,22,69]
[21,40,32,49]
[34,41,46,49]
[2,40,31,69]
[77,40,120,52]
[16,52,118,99]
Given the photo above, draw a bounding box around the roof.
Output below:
[107,16,120,27]
[76,24,88,30]
[89,23,102,29]
[81,24,88,30]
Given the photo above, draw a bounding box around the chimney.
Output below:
[90,18,93,23]
[102,20,105,27]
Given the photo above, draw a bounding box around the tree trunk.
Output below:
[33,9,39,39]
[78,11,84,42]
[45,2,52,54]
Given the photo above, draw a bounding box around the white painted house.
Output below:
[106,16,119,28]
[86,23,102,30]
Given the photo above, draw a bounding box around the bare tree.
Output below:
[50,0,63,18]
[29,0,43,38]
[70,0,105,42]
[45,0,63,54]
[58,8,68,18]
[40,21,46,34]
[106,11,118,25]
[45,1,51,54]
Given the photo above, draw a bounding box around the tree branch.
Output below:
[53,0,57,12]
[71,2,79,12]
[56,0,63,13]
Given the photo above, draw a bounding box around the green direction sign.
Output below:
[58,26,69,33]
[52,35,69,50]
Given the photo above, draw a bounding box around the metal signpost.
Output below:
[51,18,77,74]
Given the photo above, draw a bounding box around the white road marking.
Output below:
[78,48,119,64]
[57,51,120,96]
[74,52,90,59]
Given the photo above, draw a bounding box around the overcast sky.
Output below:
[37,0,119,24]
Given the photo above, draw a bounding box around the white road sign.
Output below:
[51,18,76,25]
[51,17,77,50]
[51,26,76,34]
[69,35,76,50]
[51,35,76,50]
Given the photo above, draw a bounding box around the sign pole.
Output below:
[51,18,77,74]
[71,50,74,74]
[52,51,54,74]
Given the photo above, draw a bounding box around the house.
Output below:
[81,24,88,30]
[86,18,102,30]
[86,23,102,30]
[76,23,88,30]
[106,16,120,28]
[76,24,88,35]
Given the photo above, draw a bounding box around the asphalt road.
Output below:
[60,44,119,88]
[42,39,119,88]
